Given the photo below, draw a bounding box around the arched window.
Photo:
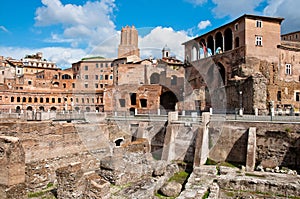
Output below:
[150,73,160,84]
[215,32,223,54]
[224,28,233,51]
[11,97,14,102]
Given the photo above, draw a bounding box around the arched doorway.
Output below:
[215,32,223,53]
[86,107,91,112]
[27,106,33,111]
[75,107,80,112]
[160,91,178,113]
[39,106,45,111]
[207,36,214,56]
[50,107,57,112]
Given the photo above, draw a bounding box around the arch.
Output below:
[160,91,178,113]
[217,62,226,86]
[28,97,32,103]
[224,28,233,51]
[53,82,59,87]
[86,107,91,112]
[235,37,240,48]
[50,107,57,112]
[62,74,72,79]
[27,106,33,111]
[150,73,160,84]
[40,97,44,103]
[16,106,21,113]
[22,97,26,103]
[215,32,223,54]
[191,46,198,61]
[75,107,80,112]
[11,97,14,102]
[34,97,38,103]
[207,36,214,56]
[114,138,124,147]
[39,106,44,111]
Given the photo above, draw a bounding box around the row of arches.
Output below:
[190,28,240,61]
[16,105,103,113]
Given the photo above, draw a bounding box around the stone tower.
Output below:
[118,25,140,58]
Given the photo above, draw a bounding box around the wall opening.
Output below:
[215,32,223,53]
[114,138,124,147]
[160,91,178,113]
[140,99,147,108]
[150,73,160,84]
[130,93,137,105]
[224,28,233,51]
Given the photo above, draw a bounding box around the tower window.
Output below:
[296,92,300,102]
[285,64,292,75]
[255,36,263,46]
[256,20,262,28]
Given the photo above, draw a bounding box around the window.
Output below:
[96,63,99,68]
[85,65,88,70]
[130,93,136,105]
[34,97,38,103]
[277,91,281,101]
[256,20,262,28]
[95,84,98,88]
[52,98,55,103]
[109,75,113,80]
[11,97,14,102]
[22,97,26,102]
[76,98,78,103]
[171,75,177,85]
[58,98,61,103]
[46,98,49,103]
[119,99,125,107]
[72,83,75,88]
[285,64,292,75]
[17,97,21,102]
[84,83,88,88]
[28,80,32,85]
[85,75,89,80]
[296,92,300,102]
[63,83,66,88]
[100,75,103,80]
[82,98,84,103]
[255,36,263,46]
[234,23,239,31]
[28,97,32,103]
[105,75,108,80]
[40,98,43,103]
[140,99,147,108]
[95,75,98,80]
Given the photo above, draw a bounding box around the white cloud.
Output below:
[185,0,207,6]
[211,0,264,18]
[0,26,9,33]
[264,0,300,33]
[139,27,192,60]
[0,46,86,69]
[197,20,212,30]
[35,0,117,48]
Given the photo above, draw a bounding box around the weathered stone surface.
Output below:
[152,160,167,176]
[160,181,182,197]
[99,151,153,185]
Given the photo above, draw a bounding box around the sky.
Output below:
[0,0,299,68]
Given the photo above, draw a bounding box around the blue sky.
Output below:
[0,0,299,68]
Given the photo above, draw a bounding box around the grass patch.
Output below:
[205,158,217,165]
[28,183,56,198]
[202,190,210,199]
[168,171,189,184]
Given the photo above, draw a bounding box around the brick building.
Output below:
[183,14,300,115]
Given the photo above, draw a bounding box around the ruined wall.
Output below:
[208,121,300,171]
[0,121,111,192]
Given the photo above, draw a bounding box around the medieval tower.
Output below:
[118,25,140,58]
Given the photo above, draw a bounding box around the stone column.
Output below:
[246,127,256,172]
[0,136,26,199]
[194,112,210,167]
[161,125,176,162]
